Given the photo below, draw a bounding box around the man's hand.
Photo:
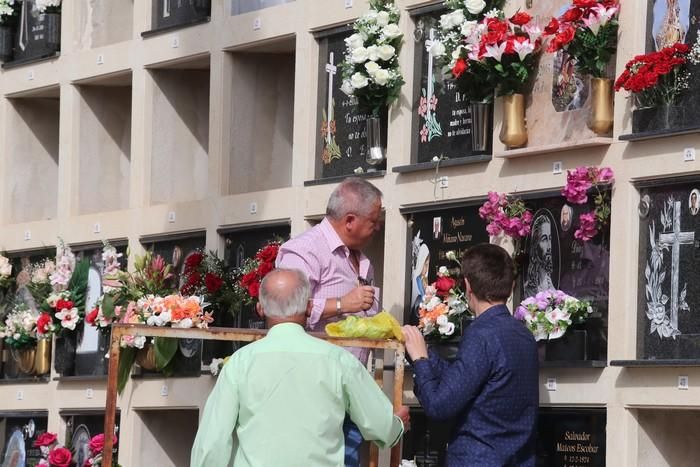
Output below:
[395,405,410,431]
[402,326,428,361]
[341,286,375,312]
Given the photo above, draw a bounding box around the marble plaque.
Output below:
[151,0,210,30]
[536,408,606,467]
[637,179,700,359]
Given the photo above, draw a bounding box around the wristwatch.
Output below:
[336,297,342,318]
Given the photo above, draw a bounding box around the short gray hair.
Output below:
[259,268,310,318]
[326,177,383,220]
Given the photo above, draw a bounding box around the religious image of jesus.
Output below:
[524,212,557,298]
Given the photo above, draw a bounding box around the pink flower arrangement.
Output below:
[479,191,533,239]
[561,166,614,242]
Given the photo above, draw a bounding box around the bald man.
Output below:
[191,268,408,467]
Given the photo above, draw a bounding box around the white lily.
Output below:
[485,42,508,62]
[513,39,535,61]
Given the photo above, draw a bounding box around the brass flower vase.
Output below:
[136,343,157,371]
[11,346,36,375]
[33,338,51,376]
[588,78,614,135]
[499,94,528,148]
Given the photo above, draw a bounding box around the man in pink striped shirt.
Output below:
[276,177,383,466]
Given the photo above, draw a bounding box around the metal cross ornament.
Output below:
[325,51,337,146]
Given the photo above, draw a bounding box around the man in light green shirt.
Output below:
[191,268,407,467]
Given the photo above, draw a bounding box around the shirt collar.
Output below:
[266,322,307,337]
[477,304,510,320]
[320,218,347,254]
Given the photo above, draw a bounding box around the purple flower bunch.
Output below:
[514,289,592,341]
[561,166,614,242]
[479,192,533,239]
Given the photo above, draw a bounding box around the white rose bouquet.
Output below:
[340,0,404,116]
[0,303,38,349]
[35,0,60,14]
[0,0,18,25]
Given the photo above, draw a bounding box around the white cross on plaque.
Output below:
[658,200,695,330]
[424,28,437,120]
[325,51,337,145]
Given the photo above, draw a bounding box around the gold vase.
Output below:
[499,94,528,148]
[33,338,51,376]
[136,344,157,371]
[11,346,36,375]
[588,78,614,135]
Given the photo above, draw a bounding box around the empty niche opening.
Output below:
[231,0,296,15]
[5,86,60,223]
[134,409,199,467]
[228,37,295,194]
[75,71,133,214]
[74,0,134,49]
[149,54,210,204]
[635,408,700,467]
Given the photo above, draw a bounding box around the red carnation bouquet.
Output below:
[237,242,280,305]
[614,40,700,108]
[180,250,239,317]
[545,0,619,77]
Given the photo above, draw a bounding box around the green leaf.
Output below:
[69,259,90,312]
[117,347,137,394]
[153,337,179,370]
[102,294,116,319]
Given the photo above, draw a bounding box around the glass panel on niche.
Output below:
[151,0,210,31]
[51,243,128,378]
[141,234,206,375]
[0,412,48,466]
[411,10,493,164]
[315,28,387,179]
[7,0,61,65]
[637,178,700,359]
[405,204,488,354]
[518,195,610,362]
[63,412,121,467]
[1,249,54,380]
[222,224,290,332]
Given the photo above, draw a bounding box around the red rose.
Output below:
[256,261,273,278]
[88,433,117,456]
[486,17,508,35]
[204,273,224,294]
[33,432,57,447]
[37,313,53,334]
[184,252,204,273]
[510,11,532,26]
[451,58,468,78]
[544,18,560,35]
[573,0,598,8]
[255,244,279,264]
[556,26,576,46]
[48,446,73,467]
[434,276,456,298]
[247,282,260,298]
[560,7,583,22]
[240,271,257,288]
[85,308,99,326]
[55,299,74,311]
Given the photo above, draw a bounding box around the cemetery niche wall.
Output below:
[149,0,210,32]
[408,7,493,167]
[315,27,388,180]
[517,193,610,364]
[636,177,700,360]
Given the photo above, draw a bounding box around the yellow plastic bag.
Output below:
[325,311,404,342]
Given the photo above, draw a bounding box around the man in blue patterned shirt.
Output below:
[403,243,539,466]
